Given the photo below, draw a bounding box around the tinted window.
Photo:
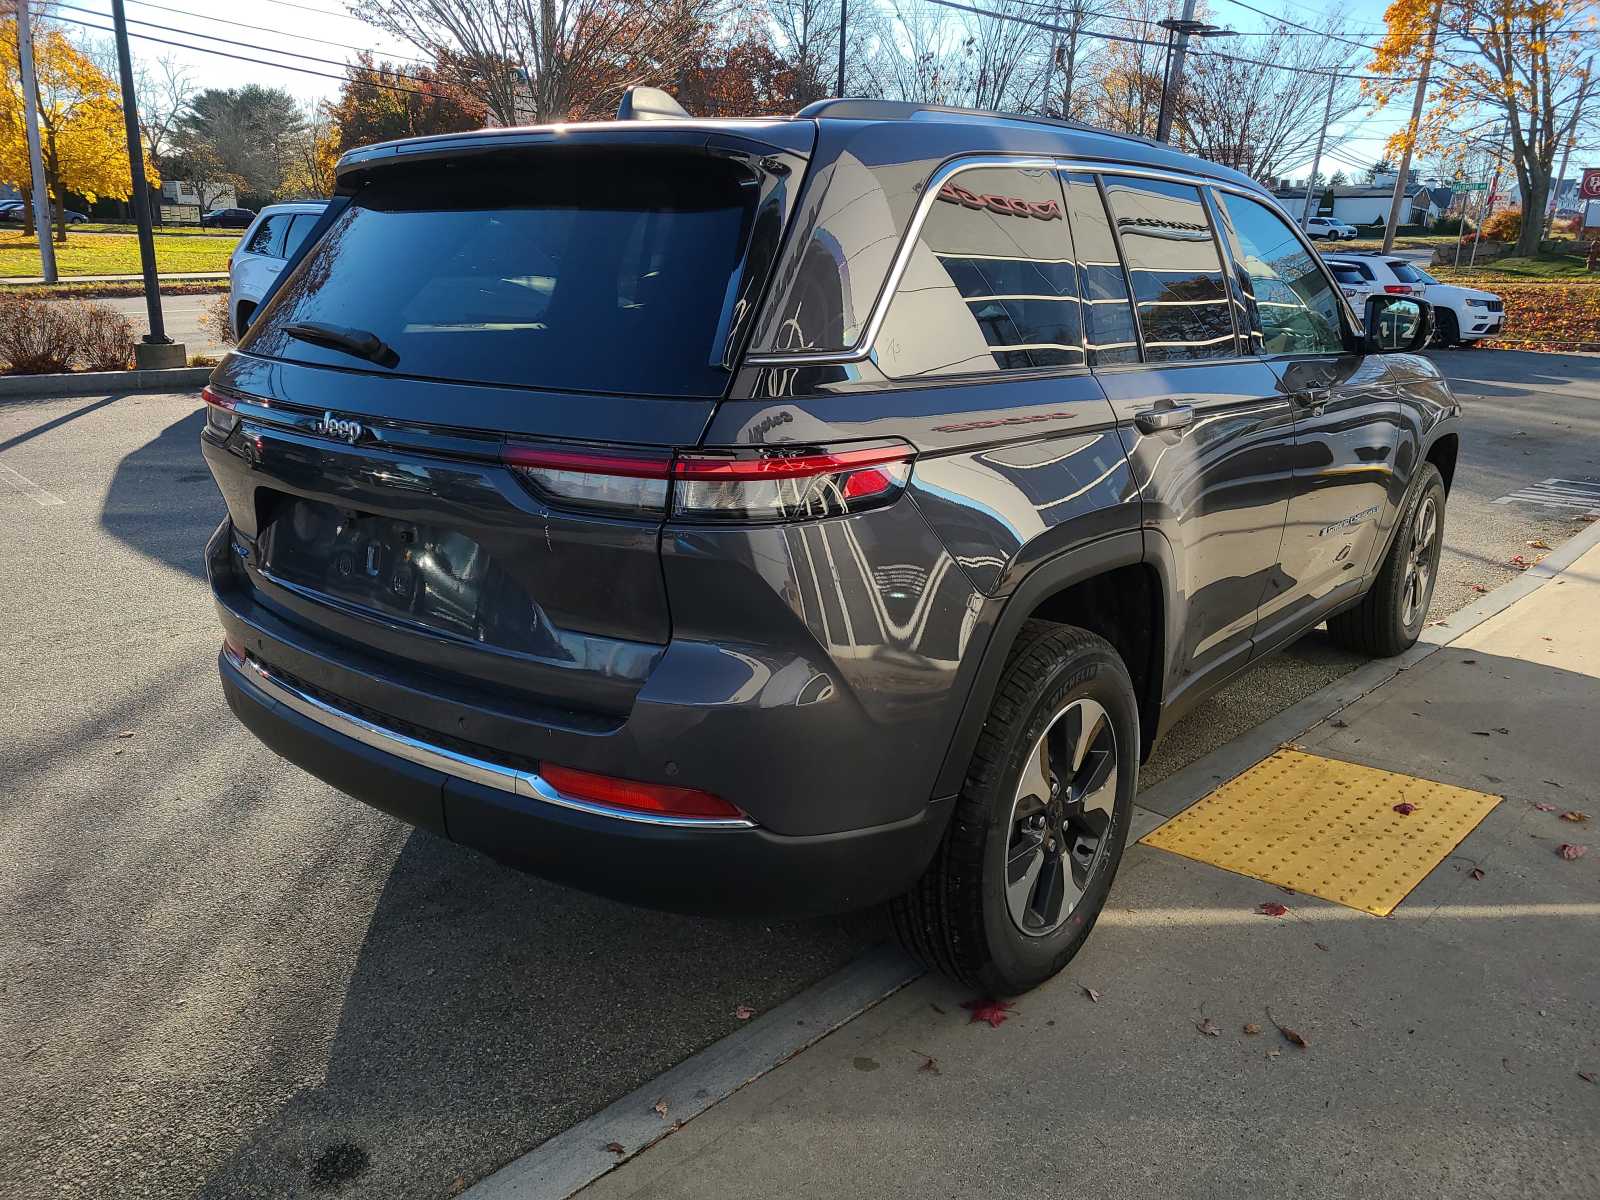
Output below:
[1387,260,1423,283]
[283,213,320,259]
[1101,177,1236,362]
[245,150,758,396]
[1329,263,1364,285]
[874,166,1081,377]
[1062,173,1139,365]
[1216,193,1344,355]
[246,214,289,256]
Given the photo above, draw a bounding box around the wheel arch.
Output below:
[1424,430,1458,494]
[931,532,1169,799]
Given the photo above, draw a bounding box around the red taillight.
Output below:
[1384,284,1413,294]
[502,440,914,522]
[540,763,744,821]
[202,385,239,436]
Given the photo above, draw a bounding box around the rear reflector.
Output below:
[540,763,745,821]
[503,440,914,522]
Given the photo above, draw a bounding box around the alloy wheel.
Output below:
[1401,494,1439,627]
[1003,698,1119,937]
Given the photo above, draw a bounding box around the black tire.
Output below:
[1328,463,1446,657]
[891,621,1138,994]
[1432,308,1460,348]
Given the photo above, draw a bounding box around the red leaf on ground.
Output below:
[1470,867,1486,880]
[733,1004,756,1021]
[1534,802,1560,812]
[1266,1006,1309,1048]
[604,1142,626,1155]
[1557,843,1589,861]
[962,998,1015,1027]
[1257,901,1289,916]
[1393,802,1417,815]
[1082,986,1101,1003]
[1471,584,1490,593]
[917,1054,941,1075]
[1560,811,1589,823]
[1508,555,1534,570]
[1243,1022,1262,1036]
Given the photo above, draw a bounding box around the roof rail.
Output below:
[617,86,690,121]
[794,97,1130,141]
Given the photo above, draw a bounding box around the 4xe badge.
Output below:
[314,412,366,445]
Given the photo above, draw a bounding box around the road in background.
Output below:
[2,350,1596,1199]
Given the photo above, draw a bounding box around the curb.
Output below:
[0,366,211,402]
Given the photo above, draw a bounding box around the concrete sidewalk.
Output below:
[576,544,1600,1200]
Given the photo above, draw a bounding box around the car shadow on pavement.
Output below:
[100,408,220,582]
[194,827,879,1200]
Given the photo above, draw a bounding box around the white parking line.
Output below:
[1492,477,1600,514]
[0,460,65,506]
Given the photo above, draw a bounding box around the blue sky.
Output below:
[51,0,1415,181]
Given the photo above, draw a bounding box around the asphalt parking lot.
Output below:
[2,350,1596,1199]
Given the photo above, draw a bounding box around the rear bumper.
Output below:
[219,645,950,917]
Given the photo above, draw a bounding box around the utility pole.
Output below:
[110,0,186,367]
[1301,74,1338,227]
[1382,0,1442,253]
[837,0,848,97]
[15,2,57,283]
[1155,0,1195,145]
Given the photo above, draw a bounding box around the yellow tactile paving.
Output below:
[1140,749,1501,916]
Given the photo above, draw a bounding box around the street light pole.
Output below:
[1301,73,1337,227]
[15,1,57,282]
[110,0,186,366]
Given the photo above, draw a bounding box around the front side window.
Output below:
[873,166,1082,378]
[1101,177,1236,362]
[1215,192,1345,355]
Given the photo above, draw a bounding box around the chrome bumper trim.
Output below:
[222,643,755,830]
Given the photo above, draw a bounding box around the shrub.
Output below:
[1481,207,1523,242]
[75,302,135,371]
[0,294,80,374]
[202,293,237,346]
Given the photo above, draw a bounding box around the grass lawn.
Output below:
[1431,253,1593,281]
[72,222,238,238]
[0,229,236,278]
[1343,234,1459,251]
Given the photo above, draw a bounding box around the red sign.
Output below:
[937,184,1062,221]
[1580,168,1600,200]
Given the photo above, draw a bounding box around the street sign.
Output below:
[1581,168,1600,200]
[1457,181,1488,192]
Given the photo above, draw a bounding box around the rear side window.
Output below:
[245,149,760,397]
[283,213,320,260]
[1101,177,1236,362]
[1386,260,1423,283]
[1215,193,1344,355]
[1062,173,1139,366]
[245,214,289,257]
[1329,263,1364,285]
[874,166,1081,378]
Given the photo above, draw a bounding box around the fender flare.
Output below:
[930,530,1152,800]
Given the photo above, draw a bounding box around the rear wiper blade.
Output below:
[282,321,399,368]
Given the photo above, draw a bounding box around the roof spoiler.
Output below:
[617,86,690,121]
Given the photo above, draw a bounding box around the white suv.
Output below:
[1410,265,1505,346]
[1304,215,1358,240]
[229,201,328,337]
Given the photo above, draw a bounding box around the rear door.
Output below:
[1083,172,1297,706]
[1210,190,1400,645]
[208,136,802,718]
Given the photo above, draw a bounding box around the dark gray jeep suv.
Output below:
[202,94,1458,993]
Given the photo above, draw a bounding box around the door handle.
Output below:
[1293,389,1327,417]
[1135,402,1195,435]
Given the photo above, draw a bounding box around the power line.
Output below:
[122,0,437,66]
[1210,0,1383,53]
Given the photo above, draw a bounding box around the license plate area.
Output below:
[260,495,498,646]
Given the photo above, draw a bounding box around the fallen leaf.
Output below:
[1082,986,1100,1003]
[1195,1017,1221,1037]
[962,998,1015,1028]
[1471,583,1490,593]
[652,1098,669,1120]
[117,730,134,739]
[1528,538,1552,549]
[1534,802,1560,812]
[1470,867,1486,880]
[1266,1048,1281,1059]
[604,1142,625,1155]
[1314,942,1329,952]
[1579,1071,1597,1084]
[1393,802,1417,815]
[1508,555,1533,570]
[1266,1006,1309,1049]
[1557,843,1588,861]
[1257,901,1289,917]
[1560,811,1589,823]
[1243,1023,1262,1036]
[917,1054,941,1075]
[1331,718,1349,728]
[733,1004,756,1021]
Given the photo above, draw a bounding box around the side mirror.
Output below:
[1362,295,1432,353]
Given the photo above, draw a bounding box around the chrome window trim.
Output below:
[223,643,755,830]
[743,152,1314,370]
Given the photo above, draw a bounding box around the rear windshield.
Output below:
[1386,260,1423,283]
[1328,263,1363,285]
[244,149,759,397]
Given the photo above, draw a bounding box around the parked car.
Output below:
[1303,215,1358,240]
[229,201,329,337]
[201,207,257,229]
[1409,265,1504,346]
[1322,251,1427,304]
[202,93,1456,994]
[0,203,87,223]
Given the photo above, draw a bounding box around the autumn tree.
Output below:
[281,106,340,198]
[0,18,155,241]
[327,52,487,153]
[765,0,841,109]
[1368,0,1598,256]
[172,85,304,206]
